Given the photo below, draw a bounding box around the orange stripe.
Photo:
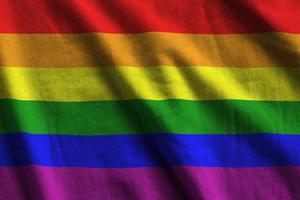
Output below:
[0,32,299,67]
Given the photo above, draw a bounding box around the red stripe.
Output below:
[1,166,300,200]
[1,0,299,34]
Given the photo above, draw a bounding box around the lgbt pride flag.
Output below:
[0,0,300,199]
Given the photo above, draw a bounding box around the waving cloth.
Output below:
[0,1,300,199]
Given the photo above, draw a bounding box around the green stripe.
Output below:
[0,99,299,135]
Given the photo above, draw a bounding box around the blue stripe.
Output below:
[0,133,299,168]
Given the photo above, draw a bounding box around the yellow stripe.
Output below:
[0,32,299,68]
[0,66,299,101]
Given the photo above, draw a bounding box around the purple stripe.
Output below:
[1,166,300,200]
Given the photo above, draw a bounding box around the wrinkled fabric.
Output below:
[0,0,300,200]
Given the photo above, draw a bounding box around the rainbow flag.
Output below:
[0,0,300,199]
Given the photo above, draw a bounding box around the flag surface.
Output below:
[1,0,300,199]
